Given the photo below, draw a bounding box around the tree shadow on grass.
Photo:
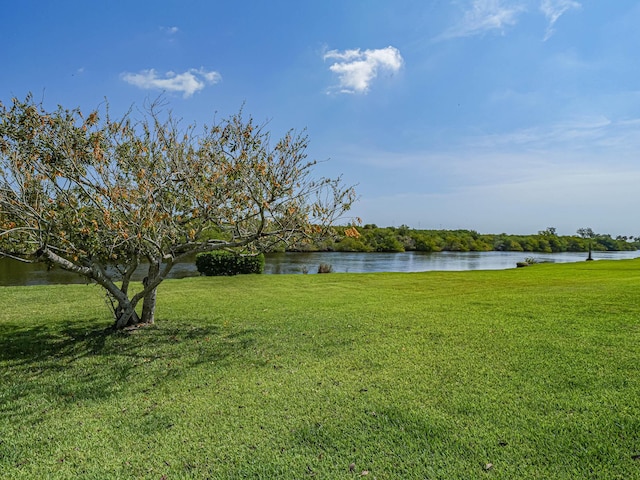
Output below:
[0,322,111,365]
[0,319,256,418]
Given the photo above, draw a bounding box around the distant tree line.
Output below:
[275,225,640,254]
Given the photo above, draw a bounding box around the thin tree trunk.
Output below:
[141,285,157,325]
[37,246,141,329]
[140,261,160,325]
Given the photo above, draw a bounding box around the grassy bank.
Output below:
[1,260,639,479]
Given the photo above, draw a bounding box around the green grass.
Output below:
[1,260,639,479]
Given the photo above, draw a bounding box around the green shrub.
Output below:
[195,251,265,276]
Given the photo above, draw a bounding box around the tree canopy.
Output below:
[0,96,355,328]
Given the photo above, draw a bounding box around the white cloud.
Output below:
[323,46,403,94]
[160,26,179,35]
[466,115,640,157]
[438,0,580,41]
[438,0,526,40]
[121,68,222,98]
[541,0,581,40]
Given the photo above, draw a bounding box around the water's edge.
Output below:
[1,250,639,287]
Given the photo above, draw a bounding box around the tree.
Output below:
[539,227,557,237]
[577,227,595,260]
[0,96,355,329]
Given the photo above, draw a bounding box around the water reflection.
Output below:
[1,250,638,286]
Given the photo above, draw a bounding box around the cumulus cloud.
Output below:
[438,0,526,40]
[541,0,581,40]
[323,46,403,94]
[121,68,222,98]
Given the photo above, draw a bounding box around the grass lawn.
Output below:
[1,259,639,479]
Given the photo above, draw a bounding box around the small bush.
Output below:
[196,251,265,276]
[318,263,333,274]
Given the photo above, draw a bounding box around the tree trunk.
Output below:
[141,285,157,325]
[140,261,160,325]
[114,302,141,329]
[112,261,160,329]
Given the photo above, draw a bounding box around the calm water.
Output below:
[264,250,640,274]
[1,250,638,286]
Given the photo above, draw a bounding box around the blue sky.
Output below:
[2,0,639,235]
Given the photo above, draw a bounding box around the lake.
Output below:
[1,250,638,286]
[264,250,640,274]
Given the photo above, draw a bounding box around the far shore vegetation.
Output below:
[279,225,640,254]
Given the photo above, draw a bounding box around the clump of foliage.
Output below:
[0,95,355,329]
[195,251,264,276]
